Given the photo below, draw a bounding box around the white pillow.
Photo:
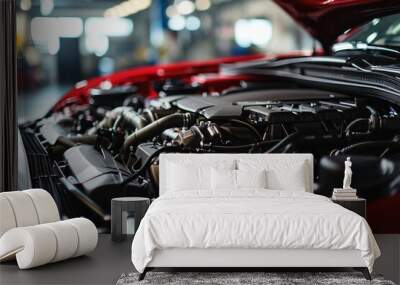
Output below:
[167,160,235,192]
[238,159,309,192]
[268,162,308,191]
[211,168,267,191]
[211,168,236,190]
[236,169,267,189]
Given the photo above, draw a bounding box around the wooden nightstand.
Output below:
[331,198,366,218]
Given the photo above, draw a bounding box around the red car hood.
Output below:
[275,0,400,50]
[51,54,264,112]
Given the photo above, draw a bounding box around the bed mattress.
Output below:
[131,190,380,273]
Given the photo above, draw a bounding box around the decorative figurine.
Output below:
[332,157,357,199]
[342,157,353,190]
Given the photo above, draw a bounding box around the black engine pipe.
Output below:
[229,119,262,141]
[120,111,148,130]
[265,132,304,153]
[209,139,280,152]
[69,135,98,145]
[123,113,194,155]
[333,140,400,156]
[56,135,98,147]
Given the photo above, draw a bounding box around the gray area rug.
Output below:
[117,272,396,285]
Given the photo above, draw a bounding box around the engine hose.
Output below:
[98,106,133,129]
[229,119,262,141]
[344,118,369,135]
[380,136,400,157]
[68,135,98,145]
[122,113,194,155]
[209,139,279,152]
[333,140,400,156]
[143,109,156,122]
[265,132,304,153]
[120,145,180,188]
[121,111,148,130]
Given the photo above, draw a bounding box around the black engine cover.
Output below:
[64,145,145,210]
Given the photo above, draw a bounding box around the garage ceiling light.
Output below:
[20,0,32,11]
[85,17,133,37]
[84,17,133,57]
[168,15,186,31]
[31,17,83,55]
[195,0,211,11]
[166,5,178,18]
[40,0,54,16]
[186,16,201,31]
[85,35,109,57]
[177,0,195,15]
[234,19,272,48]
[104,0,152,18]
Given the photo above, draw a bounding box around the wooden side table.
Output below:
[331,197,366,218]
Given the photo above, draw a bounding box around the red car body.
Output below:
[50,0,400,233]
[52,54,266,112]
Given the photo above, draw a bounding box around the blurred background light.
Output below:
[235,18,272,48]
[166,5,178,18]
[40,0,54,16]
[186,16,201,31]
[105,0,152,18]
[31,17,83,54]
[83,17,133,57]
[20,0,32,11]
[195,0,211,11]
[47,37,60,55]
[177,0,195,15]
[250,19,272,47]
[99,57,115,75]
[31,17,83,40]
[57,17,84,37]
[234,19,252,48]
[85,17,133,37]
[168,15,186,31]
[85,34,109,57]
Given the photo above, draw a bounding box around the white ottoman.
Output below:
[0,189,98,269]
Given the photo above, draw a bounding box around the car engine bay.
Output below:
[20,76,400,229]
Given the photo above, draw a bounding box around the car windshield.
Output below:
[333,13,400,52]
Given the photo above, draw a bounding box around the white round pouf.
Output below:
[0,196,17,237]
[0,189,60,237]
[0,218,98,269]
[24,189,60,224]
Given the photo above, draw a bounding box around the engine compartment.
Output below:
[20,83,400,228]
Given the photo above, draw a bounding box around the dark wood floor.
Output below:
[0,235,133,285]
[1,234,399,285]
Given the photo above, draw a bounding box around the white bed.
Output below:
[131,153,380,280]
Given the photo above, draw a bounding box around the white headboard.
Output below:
[159,153,314,195]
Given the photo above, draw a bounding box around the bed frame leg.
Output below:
[138,268,148,281]
[354,267,371,280]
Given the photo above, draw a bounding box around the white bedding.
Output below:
[131,190,380,273]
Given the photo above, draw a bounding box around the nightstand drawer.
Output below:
[331,198,366,218]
